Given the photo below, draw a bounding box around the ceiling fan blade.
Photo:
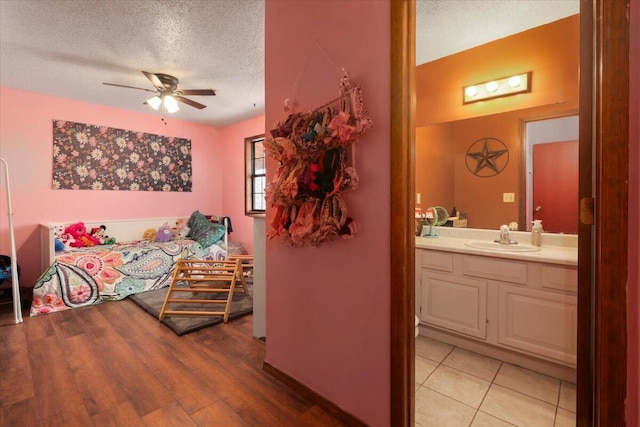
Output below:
[175,96,206,109]
[142,71,164,90]
[103,82,156,93]
[179,89,216,96]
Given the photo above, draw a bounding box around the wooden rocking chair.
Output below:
[159,258,249,323]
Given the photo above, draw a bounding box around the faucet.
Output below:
[495,224,518,245]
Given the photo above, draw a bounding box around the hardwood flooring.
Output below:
[0,298,348,427]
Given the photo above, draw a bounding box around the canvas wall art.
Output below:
[52,120,192,192]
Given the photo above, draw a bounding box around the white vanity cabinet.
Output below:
[419,249,488,339]
[416,247,578,368]
[497,284,577,365]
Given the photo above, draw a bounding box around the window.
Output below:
[245,134,266,216]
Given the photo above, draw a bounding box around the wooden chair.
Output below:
[159,258,249,323]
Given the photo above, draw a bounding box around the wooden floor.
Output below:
[0,297,348,427]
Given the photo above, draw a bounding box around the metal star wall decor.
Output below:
[465,137,509,177]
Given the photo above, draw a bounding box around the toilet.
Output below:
[415,315,420,337]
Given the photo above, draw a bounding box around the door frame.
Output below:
[389,0,630,425]
[519,111,579,232]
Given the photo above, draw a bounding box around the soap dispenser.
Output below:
[531,220,543,246]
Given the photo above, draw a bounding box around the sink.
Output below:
[465,241,541,252]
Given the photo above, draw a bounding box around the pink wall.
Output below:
[219,115,265,254]
[264,1,390,425]
[0,86,259,288]
[628,0,639,423]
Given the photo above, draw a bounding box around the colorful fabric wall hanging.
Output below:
[265,69,373,247]
[52,120,192,192]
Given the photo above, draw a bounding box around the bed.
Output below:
[31,215,229,317]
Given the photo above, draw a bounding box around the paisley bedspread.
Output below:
[30,239,226,316]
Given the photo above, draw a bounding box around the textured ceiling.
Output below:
[416,0,579,65]
[0,0,265,127]
[1,1,578,127]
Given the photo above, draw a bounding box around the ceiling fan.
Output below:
[103,71,216,112]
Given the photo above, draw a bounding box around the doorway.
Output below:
[524,114,579,233]
[389,1,629,425]
[531,139,579,233]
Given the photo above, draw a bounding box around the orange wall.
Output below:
[416,15,579,127]
[452,112,521,229]
[417,103,578,230]
[415,15,579,230]
[415,125,454,212]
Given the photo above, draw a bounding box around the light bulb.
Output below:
[465,86,478,97]
[508,75,522,87]
[147,96,162,110]
[164,95,180,113]
[486,81,498,92]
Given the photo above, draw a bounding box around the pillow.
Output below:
[188,210,209,231]
[188,210,226,248]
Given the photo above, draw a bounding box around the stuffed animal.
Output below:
[65,222,100,248]
[58,232,76,250]
[155,222,173,242]
[90,225,113,245]
[53,224,67,251]
[142,228,157,241]
[91,225,108,244]
[178,224,190,239]
[53,224,64,237]
[172,218,190,239]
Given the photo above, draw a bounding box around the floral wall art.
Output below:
[52,120,192,192]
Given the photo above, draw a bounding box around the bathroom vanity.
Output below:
[415,227,578,381]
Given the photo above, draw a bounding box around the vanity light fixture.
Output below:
[463,72,531,104]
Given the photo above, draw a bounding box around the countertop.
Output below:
[415,233,578,266]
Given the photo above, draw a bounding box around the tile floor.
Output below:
[415,335,576,427]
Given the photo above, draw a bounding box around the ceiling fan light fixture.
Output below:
[147,96,162,110]
[106,71,212,112]
[164,95,179,113]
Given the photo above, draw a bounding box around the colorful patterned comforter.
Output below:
[30,239,226,316]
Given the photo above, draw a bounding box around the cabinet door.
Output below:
[498,284,577,366]
[421,271,487,339]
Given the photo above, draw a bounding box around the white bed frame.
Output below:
[40,217,229,274]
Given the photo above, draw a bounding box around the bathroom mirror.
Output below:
[414,0,579,233]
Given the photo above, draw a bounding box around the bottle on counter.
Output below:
[531,219,543,246]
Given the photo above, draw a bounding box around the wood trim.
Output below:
[393,1,629,426]
[244,134,266,216]
[262,362,367,426]
[390,0,415,425]
[577,1,595,424]
[518,108,580,232]
[592,1,629,425]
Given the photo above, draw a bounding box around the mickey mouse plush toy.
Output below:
[90,225,115,245]
[91,225,108,245]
